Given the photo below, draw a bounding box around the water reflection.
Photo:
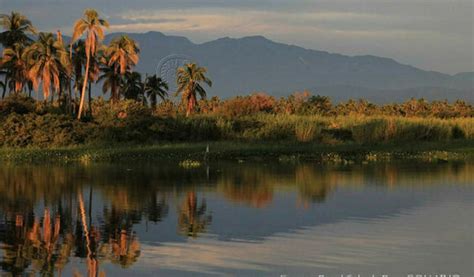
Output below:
[178,192,212,238]
[0,161,472,275]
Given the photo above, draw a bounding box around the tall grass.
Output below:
[0,109,473,148]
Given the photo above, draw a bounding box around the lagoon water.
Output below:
[0,161,473,276]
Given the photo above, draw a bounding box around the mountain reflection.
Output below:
[0,161,472,275]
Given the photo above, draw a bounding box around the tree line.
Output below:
[0,10,212,119]
[1,9,472,122]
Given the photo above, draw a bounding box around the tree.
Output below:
[175,63,212,117]
[23,32,69,100]
[98,59,122,102]
[104,35,139,102]
[1,12,36,98]
[306,95,332,115]
[0,12,36,48]
[70,9,109,119]
[144,74,168,108]
[71,40,86,96]
[123,71,144,102]
[1,43,29,94]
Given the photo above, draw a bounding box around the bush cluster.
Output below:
[155,92,473,119]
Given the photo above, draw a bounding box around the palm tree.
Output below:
[1,12,36,98]
[144,74,168,108]
[0,12,36,48]
[123,71,144,102]
[175,63,212,117]
[1,43,29,94]
[98,60,122,102]
[70,9,109,119]
[23,32,69,100]
[104,35,139,102]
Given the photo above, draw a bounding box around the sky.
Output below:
[1,0,473,74]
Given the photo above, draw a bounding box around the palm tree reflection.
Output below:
[99,229,140,268]
[178,191,212,238]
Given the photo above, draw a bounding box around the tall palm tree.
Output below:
[104,35,139,102]
[175,63,212,117]
[24,32,69,100]
[1,43,29,93]
[1,12,36,98]
[70,9,109,119]
[144,74,168,108]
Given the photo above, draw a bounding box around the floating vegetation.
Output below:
[278,155,299,163]
[179,159,202,168]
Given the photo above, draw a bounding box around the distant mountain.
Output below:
[101,31,472,102]
[7,31,474,102]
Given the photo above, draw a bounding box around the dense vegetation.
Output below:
[0,10,473,150]
[0,93,472,148]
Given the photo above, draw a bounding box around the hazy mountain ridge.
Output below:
[6,31,474,102]
[103,31,471,102]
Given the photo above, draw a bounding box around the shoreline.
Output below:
[0,140,473,164]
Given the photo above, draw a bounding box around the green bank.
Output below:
[1,140,473,164]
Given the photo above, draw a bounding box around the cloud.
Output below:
[111,8,439,38]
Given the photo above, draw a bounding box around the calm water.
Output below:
[0,161,473,276]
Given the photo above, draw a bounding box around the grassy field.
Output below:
[1,140,473,164]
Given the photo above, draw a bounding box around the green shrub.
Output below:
[452,125,466,139]
[0,94,36,116]
[0,113,92,147]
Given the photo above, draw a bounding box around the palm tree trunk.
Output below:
[68,80,73,115]
[112,80,117,104]
[78,54,90,120]
[88,80,92,116]
[58,82,63,104]
[186,93,196,117]
[2,75,9,99]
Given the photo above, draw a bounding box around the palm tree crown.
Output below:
[1,43,29,93]
[123,71,144,101]
[103,35,139,102]
[24,32,70,99]
[176,63,212,117]
[105,35,140,75]
[144,75,168,108]
[0,11,36,48]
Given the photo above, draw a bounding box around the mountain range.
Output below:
[103,31,472,103]
[7,31,474,103]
